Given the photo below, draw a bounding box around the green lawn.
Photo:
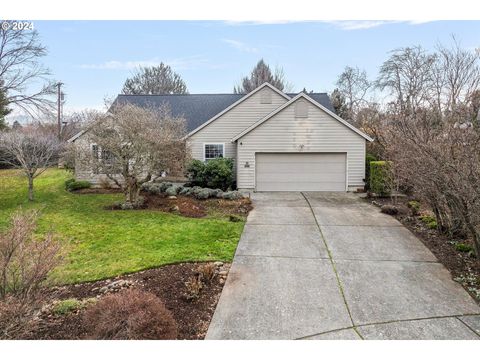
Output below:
[0,169,245,284]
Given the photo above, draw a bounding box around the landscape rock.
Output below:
[381,204,399,215]
[99,279,134,294]
[168,195,177,200]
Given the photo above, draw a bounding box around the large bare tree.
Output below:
[376,46,436,115]
[122,63,188,95]
[234,59,291,94]
[435,37,480,113]
[0,128,61,201]
[80,104,187,207]
[0,21,56,116]
[335,66,371,122]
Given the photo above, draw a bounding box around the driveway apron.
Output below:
[206,192,480,340]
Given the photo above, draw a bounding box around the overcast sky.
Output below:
[14,20,480,116]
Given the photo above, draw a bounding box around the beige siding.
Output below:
[236,99,366,190]
[187,88,288,162]
[74,135,110,185]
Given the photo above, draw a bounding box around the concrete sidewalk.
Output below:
[206,192,480,340]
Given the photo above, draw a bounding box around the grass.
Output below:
[52,298,96,315]
[0,168,245,284]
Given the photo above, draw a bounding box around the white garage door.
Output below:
[255,153,346,191]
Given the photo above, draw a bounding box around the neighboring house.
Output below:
[69,83,373,192]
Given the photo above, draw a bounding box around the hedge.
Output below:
[369,161,392,197]
[185,158,234,191]
[364,153,377,190]
[65,179,92,191]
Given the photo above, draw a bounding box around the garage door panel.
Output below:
[256,153,346,192]
[262,182,345,192]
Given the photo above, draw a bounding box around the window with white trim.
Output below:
[204,143,224,162]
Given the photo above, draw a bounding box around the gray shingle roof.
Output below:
[111,92,334,133]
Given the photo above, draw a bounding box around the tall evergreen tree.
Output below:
[0,86,11,130]
[122,63,188,95]
[234,59,290,94]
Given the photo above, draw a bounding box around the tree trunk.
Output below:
[28,176,34,201]
[124,177,140,207]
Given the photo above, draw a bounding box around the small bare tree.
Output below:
[0,128,61,201]
[82,104,187,207]
[0,210,62,339]
[0,21,56,116]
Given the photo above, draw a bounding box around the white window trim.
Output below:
[203,143,225,162]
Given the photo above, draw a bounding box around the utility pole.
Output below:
[57,82,63,140]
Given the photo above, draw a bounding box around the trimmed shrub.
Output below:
[65,180,91,192]
[194,188,213,200]
[159,182,173,192]
[222,191,242,200]
[204,158,234,190]
[165,185,180,196]
[186,158,234,191]
[369,161,392,197]
[178,187,191,195]
[185,159,206,187]
[83,289,177,340]
[364,153,377,190]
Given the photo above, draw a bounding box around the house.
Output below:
[69,83,373,192]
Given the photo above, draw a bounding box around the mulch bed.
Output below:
[31,262,230,340]
[364,196,480,304]
[73,187,122,194]
[105,192,253,218]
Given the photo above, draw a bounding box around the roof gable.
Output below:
[184,82,291,138]
[231,93,373,142]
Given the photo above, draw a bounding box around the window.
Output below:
[295,100,308,118]
[91,143,119,174]
[204,143,224,161]
[91,144,99,174]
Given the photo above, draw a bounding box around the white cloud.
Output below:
[222,39,258,53]
[223,20,306,26]
[79,55,209,70]
[325,20,397,30]
[325,20,436,30]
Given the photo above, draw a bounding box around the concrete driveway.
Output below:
[206,192,480,340]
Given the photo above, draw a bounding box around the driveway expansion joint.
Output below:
[296,313,480,340]
[456,316,480,338]
[301,192,363,339]
[236,254,331,260]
